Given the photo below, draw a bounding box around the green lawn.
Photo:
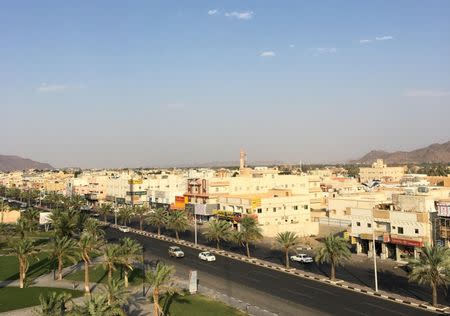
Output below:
[0,287,83,312]
[65,264,143,285]
[0,253,54,282]
[163,294,246,316]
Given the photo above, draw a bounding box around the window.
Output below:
[303,205,308,210]
[257,208,262,214]
[273,208,276,212]
[398,227,404,234]
[415,228,419,234]
[294,205,298,210]
[356,222,361,227]
[367,223,372,228]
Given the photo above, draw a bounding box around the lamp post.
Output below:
[372,208,378,292]
[194,207,198,245]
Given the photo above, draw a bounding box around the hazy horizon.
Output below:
[1,1,449,169]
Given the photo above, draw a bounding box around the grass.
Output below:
[0,253,54,282]
[0,287,83,313]
[65,264,144,285]
[162,294,246,316]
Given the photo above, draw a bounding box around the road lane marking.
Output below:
[286,289,313,299]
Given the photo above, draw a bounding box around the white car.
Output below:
[168,246,185,258]
[290,253,313,263]
[198,252,216,262]
[118,225,131,233]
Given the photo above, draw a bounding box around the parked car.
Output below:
[118,225,131,233]
[168,246,184,258]
[198,251,216,262]
[290,253,313,263]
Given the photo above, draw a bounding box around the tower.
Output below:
[239,149,247,170]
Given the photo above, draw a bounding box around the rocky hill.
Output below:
[352,141,450,164]
[0,155,53,172]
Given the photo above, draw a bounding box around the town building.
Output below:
[359,159,406,183]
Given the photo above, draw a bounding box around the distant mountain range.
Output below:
[352,141,450,165]
[0,155,53,172]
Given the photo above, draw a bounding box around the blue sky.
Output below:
[1,1,449,168]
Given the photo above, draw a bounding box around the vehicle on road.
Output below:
[290,253,313,263]
[168,246,184,258]
[198,251,216,262]
[118,225,131,233]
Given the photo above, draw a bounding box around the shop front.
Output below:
[389,236,423,262]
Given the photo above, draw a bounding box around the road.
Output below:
[105,227,435,316]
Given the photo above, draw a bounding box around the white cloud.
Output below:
[405,89,450,97]
[359,39,372,44]
[376,35,393,41]
[289,44,295,48]
[260,51,276,57]
[36,83,67,93]
[316,47,337,54]
[208,9,218,16]
[225,11,254,20]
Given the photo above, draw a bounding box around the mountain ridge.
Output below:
[0,155,53,172]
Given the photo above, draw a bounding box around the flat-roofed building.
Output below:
[359,159,406,183]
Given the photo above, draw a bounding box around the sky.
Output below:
[1,0,450,168]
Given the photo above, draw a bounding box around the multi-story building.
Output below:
[359,159,406,183]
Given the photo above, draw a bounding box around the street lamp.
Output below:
[372,208,378,292]
[194,207,198,245]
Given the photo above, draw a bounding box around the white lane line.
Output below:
[286,289,313,299]
[365,302,405,315]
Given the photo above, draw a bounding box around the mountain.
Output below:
[352,141,450,164]
[0,155,53,172]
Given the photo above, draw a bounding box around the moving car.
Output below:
[198,251,216,262]
[118,225,131,233]
[168,246,184,258]
[290,253,313,263]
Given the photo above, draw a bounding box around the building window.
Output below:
[303,205,308,210]
[257,208,262,214]
[367,223,371,228]
[356,222,361,227]
[398,227,404,234]
[273,208,276,212]
[294,206,298,210]
[415,228,419,234]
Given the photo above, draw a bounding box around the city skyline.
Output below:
[1,1,450,168]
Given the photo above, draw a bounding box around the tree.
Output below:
[78,231,101,295]
[315,234,351,281]
[203,219,232,250]
[9,238,37,288]
[276,231,300,268]
[103,243,122,284]
[146,208,167,236]
[167,211,189,240]
[84,218,105,241]
[119,237,142,288]
[21,208,40,233]
[134,205,150,231]
[234,216,263,258]
[52,236,79,281]
[36,292,72,316]
[118,206,134,226]
[408,245,450,307]
[74,293,125,316]
[145,262,175,316]
[104,279,130,308]
[50,209,77,238]
[97,203,113,223]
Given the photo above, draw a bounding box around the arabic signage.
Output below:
[126,191,147,196]
[390,237,423,247]
[251,198,261,209]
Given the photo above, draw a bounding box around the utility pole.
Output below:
[372,208,378,292]
[194,207,198,245]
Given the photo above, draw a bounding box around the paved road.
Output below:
[105,227,435,316]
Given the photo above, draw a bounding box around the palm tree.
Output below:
[134,205,150,231]
[52,236,79,281]
[16,217,28,239]
[167,211,188,240]
[315,234,351,281]
[104,279,130,308]
[21,208,40,233]
[9,238,37,288]
[118,206,134,226]
[36,292,72,316]
[84,218,105,241]
[235,216,263,258]
[97,203,113,223]
[276,231,300,268]
[119,237,142,288]
[203,219,232,250]
[103,243,122,284]
[78,231,101,295]
[74,293,125,316]
[145,262,175,316]
[50,209,77,238]
[408,244,450,307]
[146,208,167,236]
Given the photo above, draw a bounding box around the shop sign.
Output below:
[126,191,147,196]
[251,198,261,209]
[390,237,422,247]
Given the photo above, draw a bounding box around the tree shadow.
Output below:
[161,293,190,316]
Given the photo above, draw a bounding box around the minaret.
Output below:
[240,149,246,170]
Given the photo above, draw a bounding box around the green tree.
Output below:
[74,293,125,316]
[9,238,38,288]
[276,231,300,268]
[84,218,105,241]
[203,219,232,250]
[22,208,40,233]
[315,234,351,281]
[52,236,79,281]
[146,208,167,236]
[97,203,113,223]
[118,206,134,226]
[78,231,101,295]
[102,243,122,284]
[167,211,189,240]
[234,216,263,258]
[145,262,175,316]
[104,279,130,308]
[134,205,150,231]
[119,237,142,288]
[50,209,77,238]
[408,245,450,307]
[36,292,72,316]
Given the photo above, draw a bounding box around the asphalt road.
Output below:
[105,227,435,316]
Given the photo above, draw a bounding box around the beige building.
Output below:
[359,159,406,183]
